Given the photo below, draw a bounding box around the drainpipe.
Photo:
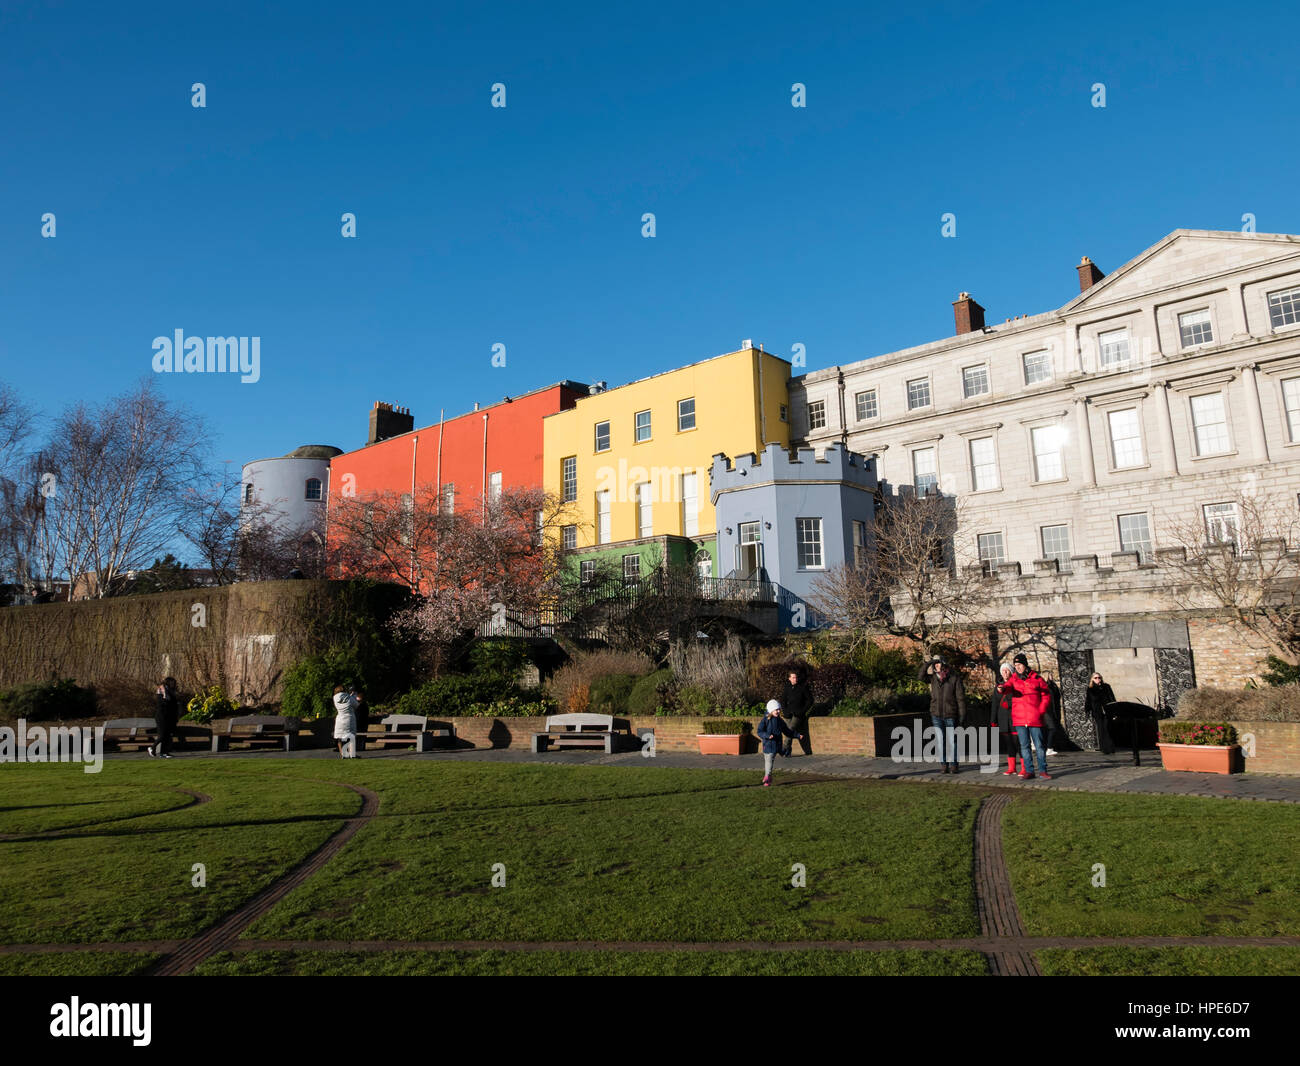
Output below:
[837,367,848,446]
[757,349,767,448]
[410,435,419,586]
[435,408,445,509]
[481,412,489,516]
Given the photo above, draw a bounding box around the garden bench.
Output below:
[532,712,629,754]
[102,718,158,752]
[356,714,455,752]
[211,714,301,752]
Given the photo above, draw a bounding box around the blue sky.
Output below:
[2,0,1297,471]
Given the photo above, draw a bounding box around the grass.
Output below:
[238,763,981,943]
[193,948,989,976]
[1003,792,1300,937]
[1038,947,1300,977]
[0,951,159,976]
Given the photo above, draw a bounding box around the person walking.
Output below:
[919,655,967,774]
[1041,672,1063,757]
[150,676,179,758]
[333,684,358,759]
[993,663,1020,776]
[1004,654,1052,780]
[780,664,813,757]
[757,699,796,787]
[1086,672,1117,754]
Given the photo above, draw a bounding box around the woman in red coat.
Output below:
[1003,654,1052,780]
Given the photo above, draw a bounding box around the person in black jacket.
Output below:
[780,664,813,756]
[919,655,967,774]
[1086,672,1117,754]
[151,676,179,758]
[757,700,796,786]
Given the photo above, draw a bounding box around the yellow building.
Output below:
[543,346,791,578]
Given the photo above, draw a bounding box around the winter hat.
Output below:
[1013,653,1029,667]
[765,699,782,714]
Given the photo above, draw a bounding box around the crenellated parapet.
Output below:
[709,442,876,503]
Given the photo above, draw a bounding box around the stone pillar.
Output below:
[1153,380,1179,475]
[1239,363,1270,463]
[1074,397,1096,487]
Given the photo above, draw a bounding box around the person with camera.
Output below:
[919,654,966,774]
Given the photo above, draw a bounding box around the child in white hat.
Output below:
[756,699,795,786]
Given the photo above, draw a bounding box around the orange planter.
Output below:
[1157,743,1242,775]
[697,734,745,755]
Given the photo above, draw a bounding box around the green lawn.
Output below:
[1003,792,1300,937]
[193,947,988,976]
[4,758,1299,977]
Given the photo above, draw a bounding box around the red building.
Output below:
[328,382,588,516]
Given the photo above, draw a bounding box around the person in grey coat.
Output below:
[919,655,967,775]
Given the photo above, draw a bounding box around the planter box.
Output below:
[1157,742,1243,775]
[697,734,745,755]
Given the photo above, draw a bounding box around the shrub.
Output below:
[628,669,674,716]
[831,687,893,716]
[700,718,752,735]
[393,674,526,717]
[667,635,748,709]
[675,683,717,716]
[851,643,923,689]
[565,683,591,713]
[589,674,639,716]
[547,649,655,710]
[1177,686,1300,723]
[809,663,866,708]
[0,678,97,722]
[463,695,557,718]
[1261,655,1300,687]
[281,647,368,721]
[752,659,803,702]
[718,700,766,718]
[1160,721,1239,746]
[468,640,530,685]
[185,684,238,724]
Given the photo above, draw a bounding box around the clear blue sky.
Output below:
[3,0,1297,471]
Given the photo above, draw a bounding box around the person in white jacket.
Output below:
[333,685,358,759]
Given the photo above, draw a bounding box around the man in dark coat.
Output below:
[151,676,179,758]
[919,656,967,774]
[780,664,814,757]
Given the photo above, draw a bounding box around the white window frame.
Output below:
[580,559,596,585]
[1097,327,1131,369]
[594,421,611,452]
[1203,502,1240,547]
[1178,308,1214,349]
[807,399,827,430]
[1117,511,1153,563]
[1107,408,1145,470]
[1040,524,1071,570]
[968,436,998,492]
[562,524,577,550]
[634,409,652,443]
[596,490,611,544]
[911,446,938,495]
[1283,377,1300,443]
[852,520,869,567]
[1022,350,1053,386]
[561,456,577,502]
[977,531,1005,574]
[636,482,653,538]
[488,470,502,504]
[677,397,696,432]
[305,478,322,501]
[1188,391,1231,457]
[855,389,878,421]
[906,377,932,411]
[1267,286,1300,331]
[623,554,641,583]
[796,517,824,570]
[695,549,713,580]
[962,364,990,399]
[1030,424,1065,483]
[442,482,455,515]
[681,472,699,536]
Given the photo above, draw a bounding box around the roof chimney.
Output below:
[1077,255,1104,292]
[367,401,414,445]
[953,292,986,335]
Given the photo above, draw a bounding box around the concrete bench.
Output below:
[102,718,158,751]
[532,712,630,754]
[356,714,455,752]
[211,714,301,752]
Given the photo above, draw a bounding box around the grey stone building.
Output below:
[790,229,1300,740]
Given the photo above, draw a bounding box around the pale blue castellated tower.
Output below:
[709,442,877,631]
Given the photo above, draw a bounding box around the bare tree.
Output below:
[810,490,994,656]
[1158,489,1300,662]
[40,380,209,598]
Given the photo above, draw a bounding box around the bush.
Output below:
[1178,686,1300,723]
[185,684,238,724]
[700,718,752,735]
[627,669,674,716]
[281,647,368,721]
[462,695,558,718]
[809,663,866,708]
[468,640,530,685]
[589,674,639,716]
[547,649,655,711]
[0,678,97,722]
[393,674,528,717]
[1261,655,1300,686]
[752,659,801,702]
[1160,720,1239,745]
[830,687,893,716]
[667,635,747,709]
[851,643,923,689]
[675,684,717,716]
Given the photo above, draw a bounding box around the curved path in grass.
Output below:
[0,787,212,842]
[144,782,379,976]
